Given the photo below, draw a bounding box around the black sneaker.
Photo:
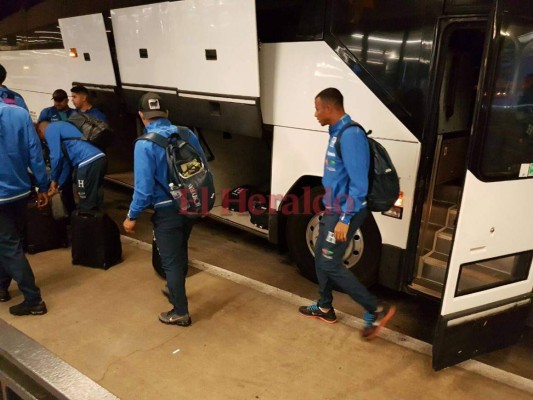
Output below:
[298,303,337,324]
[9,301,47,316]
[361,303,396,340]
[159,310,191,327]
[0,289,10,302]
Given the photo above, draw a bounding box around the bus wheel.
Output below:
[286,187,381,288]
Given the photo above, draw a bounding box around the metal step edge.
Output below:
[408,279,443,299]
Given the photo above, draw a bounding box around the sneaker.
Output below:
[0,289,10,302]
[298,303,337,324]
[9,301,47,316]
[159,310,191,327]
[161,285,170,300]
[361,303,396,340]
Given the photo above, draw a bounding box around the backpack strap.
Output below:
[334,121,371,160]
[136,132,169,148]
[136,127,191,147]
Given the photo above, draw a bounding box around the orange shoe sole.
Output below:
[301,314,337,324]
[364,305,396,340]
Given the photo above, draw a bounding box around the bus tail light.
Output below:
[69,48,78,58]
[382,191,403,219]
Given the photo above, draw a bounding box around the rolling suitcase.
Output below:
[152,233,166,279]
[24,198,68,254]
[71,211,122,269]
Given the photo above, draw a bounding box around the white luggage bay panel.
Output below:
[111,2,176,88]
[59,14,116,86]
[169,0,259,97]
[111,1,259,97]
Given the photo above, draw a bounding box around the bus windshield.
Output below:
[479,15,533,180]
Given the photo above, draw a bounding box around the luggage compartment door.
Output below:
[59,13,116,86]
[432,1,533,370]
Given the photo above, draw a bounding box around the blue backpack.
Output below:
[335,122,400,212]
[137,127,215,218]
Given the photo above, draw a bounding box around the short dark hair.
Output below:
[71,85,89,96]
[0,64,6,84]
[316,87,344,108]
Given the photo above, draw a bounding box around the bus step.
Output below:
[434,227,454,254]
[419,251,449,284]
[427,200,453,226]
[409,277,443,298]
[445,206,458,228]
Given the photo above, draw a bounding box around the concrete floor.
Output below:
[103,184,533,380]
[0,241,531,399]
[0,184,531,399]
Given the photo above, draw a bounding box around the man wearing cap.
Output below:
[123,92,209,327]
[37,89,75,123]
[0,64,28,110]
[70,85,107,122]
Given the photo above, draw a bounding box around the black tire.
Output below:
[286,186,381,288]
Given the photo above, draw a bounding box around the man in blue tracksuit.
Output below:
[37,89,75,123]
[123,92,208,327]
[299,88,395,340]
[0,102,48,316]
[37,90,76,216]
[0,64,28,110]
[70,85,107,123]
[36,121,107,212]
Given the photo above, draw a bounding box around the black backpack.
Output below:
[335,122,400,212]
[67,112,113,149]
[137,127,215,218]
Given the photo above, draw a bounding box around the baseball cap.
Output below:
[52,89,68,101]
[139,92,167,119]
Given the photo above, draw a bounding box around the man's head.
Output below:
[70,85,91,110]
[314,87,345,127]
[138,92,168,125]
[0,64,6,85]
[36,121,49,141]
[52,89,69,111]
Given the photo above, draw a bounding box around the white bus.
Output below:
[1,0,532,370]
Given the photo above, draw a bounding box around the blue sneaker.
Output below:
[298,303,337,324]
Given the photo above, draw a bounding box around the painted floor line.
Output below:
[121,235,533,394]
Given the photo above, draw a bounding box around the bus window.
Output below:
[455,251,532,296]
[478,18,533,180]
[329,0,438,137]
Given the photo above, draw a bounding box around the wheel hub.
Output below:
[305,213,364,269]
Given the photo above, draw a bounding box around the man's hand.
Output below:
[36,192,49,208]
[334,221,349,242]
[123,218,136,234]
[48,181,59,197]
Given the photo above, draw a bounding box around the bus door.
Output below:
[432,0,533,370]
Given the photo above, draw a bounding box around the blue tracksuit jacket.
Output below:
[44,121,106,188]
[37,106,75,123]
[128,119,207,219]
[322,114,369,224]
[0,103,48,203]
[0,86,28,110]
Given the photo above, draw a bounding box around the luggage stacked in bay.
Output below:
[71,210,122,269]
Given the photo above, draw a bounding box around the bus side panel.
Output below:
[260,42,419,142]
[59,14,116,86]
[170,0,260,97]
[111,0,259,97]
[111,3,176,88]
[262,42,421,249]
[0,49,74,120]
